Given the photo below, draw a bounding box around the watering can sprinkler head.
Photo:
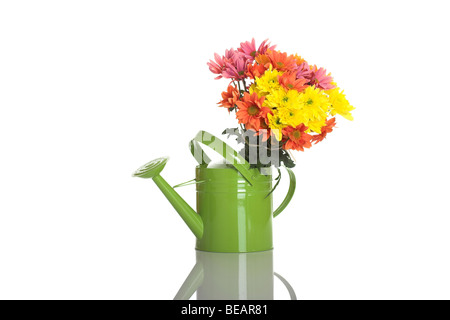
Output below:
[133,156,204,239]
[132,157,169,179]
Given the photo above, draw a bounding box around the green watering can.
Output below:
[133,130,296,253]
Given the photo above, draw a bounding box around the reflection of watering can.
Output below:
[133,130,296,253]
[174,250,296,300]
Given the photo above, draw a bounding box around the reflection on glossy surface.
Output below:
[174,250,296,300]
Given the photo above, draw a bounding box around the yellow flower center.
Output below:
[293,130,301,139]
[306,98,313,105]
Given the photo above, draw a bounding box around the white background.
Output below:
[1,0,449,300]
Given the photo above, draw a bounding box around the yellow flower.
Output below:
[249,83,266,98]
[297,86,329,133]
[278,106,303,127]
[255,67,283,95]
[265,88,301,109]
[326,87,355,121]
[267,112,286,140]
[305,119,327,134]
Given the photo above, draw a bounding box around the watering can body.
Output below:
[133,130,296,253]
[195,164,273,252]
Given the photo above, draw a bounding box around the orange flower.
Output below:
[282,124,312,151]
[236,92,271,131]
[278,72,309,92]
[246,63,266,79]
[311,118,336,144]
[266,50,298,72]
[218,84,240,111]
[255,53,272,68]
[293,54,305,66]
[251,120,271,142]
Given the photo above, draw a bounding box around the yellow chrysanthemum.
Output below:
[249,83,266,98]
[254,67,283,95]
[326,87,355,121]
[267,112,287,140]
[305,119,327,134]
[265,88,301,110]
[297,86,329,133]
[278,106,303,127]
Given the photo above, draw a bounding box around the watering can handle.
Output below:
[273,167,296,218]
[189,130,257,185]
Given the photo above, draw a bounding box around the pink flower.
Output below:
[207,49,236,80]
[222,51,248,80]
[208,39,277,80]
[238,38,276,62]
[223,49,235,60]
[257,39,276,55]
[296,62,313,81]
[309,66,336,90]
[207,53,226,79]
[238,38,257,60]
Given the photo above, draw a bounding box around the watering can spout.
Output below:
[132,157,203,239]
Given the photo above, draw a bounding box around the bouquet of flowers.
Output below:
[208,38,354,168]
